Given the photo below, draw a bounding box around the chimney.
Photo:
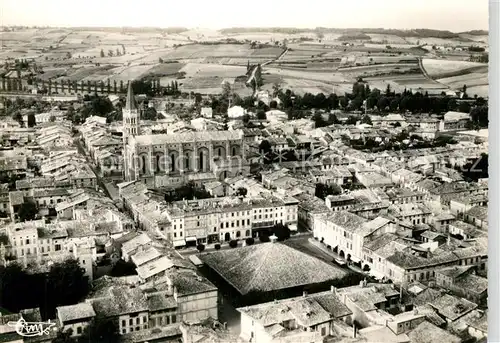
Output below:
[223,322,227,330]
[359,280,365,288]
[331,285,336,294]
[353,324,357,338]
[303,291,308,297]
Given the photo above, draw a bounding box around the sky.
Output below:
[0,0,489,32]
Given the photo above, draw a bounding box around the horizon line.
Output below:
[0,25,489,34]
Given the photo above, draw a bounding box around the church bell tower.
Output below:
[122,81,140,181]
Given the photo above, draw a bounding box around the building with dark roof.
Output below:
[198,242,348,305]
[238,288,352,343]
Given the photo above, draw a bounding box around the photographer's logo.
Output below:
[7,318,56,337]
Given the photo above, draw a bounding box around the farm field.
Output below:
[422,58,488,78]
[0,27,489,99]
[366,34,408,44]
[466,85,489,98]
[105,65,156,82]
[364,74,449,94]
[263,67,351,83]
[155,44,283,62]
[437,72,488,89]
[179,63,247,78]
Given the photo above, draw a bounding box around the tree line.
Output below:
[0,259,89,319]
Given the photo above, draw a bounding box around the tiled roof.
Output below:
[429,294,477,321]
[199,242,347,295]
[56,303,96,323]
[238,290,351,327]
[408,321,461,343]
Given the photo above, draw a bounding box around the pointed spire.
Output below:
[125,81,137,111]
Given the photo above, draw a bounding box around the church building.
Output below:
[122,82,249,188]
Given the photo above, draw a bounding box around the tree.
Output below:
[236,187,248,197]
[361,115,372,125]
[242,113,250,124]
[257,110,267,120]
[258,234,270,243]
[470,105,488,128]
[229,240,238,248]
[221,81,232,100]
[100,49,105,58]
[214,243,221,250]
[312,112,326,128]
[315,183,341,200]
[458,101,471,113]
[142,107,158,121]
[272,83,282,97]
[109,259,137,277]
[259,140,272,154]
[43,259,90,318]
[245,237,255,246]
[17,201,38,222]
[116,48,121,56]
[78,315,119,343]
[345,115,358,125]
[196,244,205,253]
[271,223,291,241]
[27,113,36,127]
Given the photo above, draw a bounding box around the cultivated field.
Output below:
[0,27,489,97]
[422,58,488,78]
[437,72,488,89]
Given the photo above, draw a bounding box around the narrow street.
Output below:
[73,133,115,200]
[177,232,313,257]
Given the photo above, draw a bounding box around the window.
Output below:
[26,239,30,245]
[174,232,177,238]
[122,320,126,327]
[122,329,126,334]
[180,232,183,237]
[129,319,133,326]
[77,327,82,334]
[171,315,176,323]
[55,244,61,251]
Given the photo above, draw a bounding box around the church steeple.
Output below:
[122,81,140,139]
[122,81,140,182]
[125,81,137,111]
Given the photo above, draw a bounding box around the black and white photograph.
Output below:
[0,0,495,342]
